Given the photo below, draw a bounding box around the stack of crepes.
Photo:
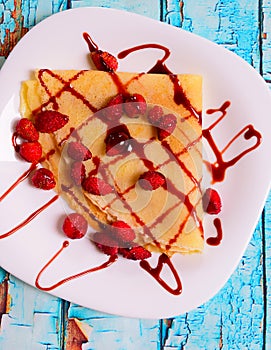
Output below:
[20,69,203,255]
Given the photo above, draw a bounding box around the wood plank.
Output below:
[67,304,160,349]
[70,0,160,19]
[0,275,63,349]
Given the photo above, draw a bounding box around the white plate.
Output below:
[0,7,271,319]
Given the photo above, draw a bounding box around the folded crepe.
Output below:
[20,69,203,255]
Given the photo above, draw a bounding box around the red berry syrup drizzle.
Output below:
[206,218,222,246]
[35,240,117,291]
[0,163,37,203]
[0,140,59,240]
[203,101,262,184]
[0,194,59,240]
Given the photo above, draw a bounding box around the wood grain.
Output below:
[0,0,270,348]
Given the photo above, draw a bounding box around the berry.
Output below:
[147,105,163,126]
[70,161,86,186]
[31,168,56,190]
[103,94,124,121]
[15,118,39,141]
[111,221,136,243]
[67,142,92,161]
[62,213,88,239]
[119,246,151,260]
[91,50,118,72]
[203,188,222,215]
[82,176,113,195]
[92,232,119,256]
[138,171,166,191]
[124,94,147,118]
[35,110,69,133]
[157,114,177,140]
[105,130,130,156]
[19,141,42,163]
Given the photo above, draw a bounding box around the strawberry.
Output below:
[92,232,119,256]
[111,221,136,243]
[203,188,222,214]
[15,118,39,141]
[82,176,113,195]
[124,94,147,118]
[67,142,92,161]
[157,113,177,140]
[147,105,163,126]
[138,171,166,191]
[62,213,88,239]
[119,246,151,260]
[103,94,124,121]
[35,110,69,133]
[105,130,130,156]
[91,50,118,72]
[31,168,56,190]
[70,161,86,186]
[19,141,42,163]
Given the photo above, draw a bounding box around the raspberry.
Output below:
[19,141,42,163]
[82,176,113,195]
[111,221,136,243]
[138,171,166,191]
[70,161,86,186]
[15,118,39,141]
[147,105,163,126]
[91,50,118,72]
[124,94,147,118]
[157,114,177,140]
[67,142,92,161]
[35,110,69,133]
[92,232,119,256]
[105,130,130,156]
[119,246,151,260]
[203,188,222,215]
[103,94,124,121]
[62,213,88,239]
[31,168,56,190]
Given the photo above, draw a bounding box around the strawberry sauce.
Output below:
[0,195,59,240]
[140,253,182,295]
[203,101,262,183]
[35,241,117,291]
[206,218,223,246]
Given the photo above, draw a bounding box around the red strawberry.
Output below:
[70,161,86,186]
[62,213,88,239]
[147,105,163,126]
[119,246,151,260]
[91,50,118,72]
[35,110,69,133]
[203,188,222,214]
[15,118,39,141]
[92,232,119,256]
[82,176,113,195]
[157,114,177,140]
[103,94,124,121]
[111,221,136,243]
[67,142,92,161]
[138,171,166,191]
[19,141,42,163]
[105,130,130,156]
[124,94,147,118]
[31,168,56,190]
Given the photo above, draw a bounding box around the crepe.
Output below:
[20,69,203,255]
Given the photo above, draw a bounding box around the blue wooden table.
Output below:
[0,1,271,349]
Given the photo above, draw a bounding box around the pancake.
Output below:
[20,69,203,255]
